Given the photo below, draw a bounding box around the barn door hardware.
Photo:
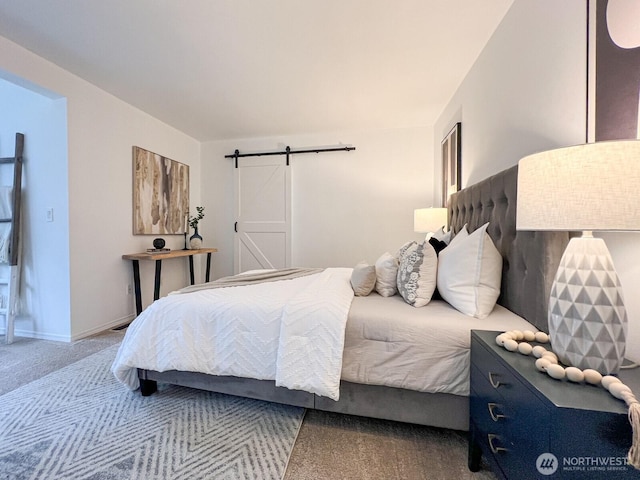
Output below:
[226,145,356,167]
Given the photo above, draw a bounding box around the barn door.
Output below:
[234,156,291,274]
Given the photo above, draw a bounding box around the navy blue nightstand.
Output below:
[469,329,640,479]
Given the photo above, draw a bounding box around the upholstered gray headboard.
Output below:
[447,165,569,332]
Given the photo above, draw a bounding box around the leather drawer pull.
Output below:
[487,434,508,454]
[489,372,501,388]
[487,403,505,422]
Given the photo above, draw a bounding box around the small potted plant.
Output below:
[188,206,205,249]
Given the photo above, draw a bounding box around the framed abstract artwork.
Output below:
[589,0,640,141]
[441,122,461,207]
[133,146,189,234]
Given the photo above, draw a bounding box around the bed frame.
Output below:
[138,165,569,431]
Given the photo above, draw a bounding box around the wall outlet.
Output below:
[126,284,133,295]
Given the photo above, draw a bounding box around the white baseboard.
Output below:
[1,313,135,343]
[0,326,71,342]
[70,314,135,341]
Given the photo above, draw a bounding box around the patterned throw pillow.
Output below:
[396,241,438,307]
[395,240,416,260]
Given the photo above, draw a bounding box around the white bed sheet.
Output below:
[341,293,536,396]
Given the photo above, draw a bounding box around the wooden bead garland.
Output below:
[495,330,640,470]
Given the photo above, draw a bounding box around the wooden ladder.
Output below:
[1,133,24,344]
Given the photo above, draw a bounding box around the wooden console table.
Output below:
[122,248,218,315]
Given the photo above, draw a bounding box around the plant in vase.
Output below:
[188,206,205,249]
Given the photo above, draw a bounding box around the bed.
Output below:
[112,165,569,431]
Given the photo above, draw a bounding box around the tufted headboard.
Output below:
[447,165,569,333]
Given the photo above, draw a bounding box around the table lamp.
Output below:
[414,208,448,239]
[516,140,640,374]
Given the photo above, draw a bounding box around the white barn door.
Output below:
[234,156,291,274]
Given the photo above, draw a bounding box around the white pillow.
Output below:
[436,223,502,318]
[432,227,452,245]
[374,252,398,297]
[448,224,468,247]
[351,261,376,296]
[397,241,438,307]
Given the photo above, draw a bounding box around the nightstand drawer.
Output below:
[470,331,552,479]
[470,365,510,433]
[471,334,523,404]
[471,363,550,462]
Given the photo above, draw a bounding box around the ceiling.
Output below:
[0,0,513,142]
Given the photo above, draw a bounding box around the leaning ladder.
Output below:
[0,133,24,344]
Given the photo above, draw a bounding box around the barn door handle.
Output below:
[234,222,238,232]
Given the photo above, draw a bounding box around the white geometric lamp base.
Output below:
[548,235,627,375]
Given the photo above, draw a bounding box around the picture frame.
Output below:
[588,0,640,142]
[441,122,461,207]
[133,146,189,235]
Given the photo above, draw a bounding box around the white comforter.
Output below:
[111,268,354,400]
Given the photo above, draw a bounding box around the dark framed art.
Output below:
[441,122,461,207]
[133,146,189,235]
[589,0,640,141]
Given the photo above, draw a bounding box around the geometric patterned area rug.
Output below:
[0,344,305,480]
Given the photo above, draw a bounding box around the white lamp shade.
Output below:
[414,208,447,233]
[516,140,640,375]
[517,140,640,231]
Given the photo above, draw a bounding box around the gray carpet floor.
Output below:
[0,329,126,396]
[0,331,496,479]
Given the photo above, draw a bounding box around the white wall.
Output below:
[434,0,640,362]
[0,33,434,341]
[0,78,70,340]
[434,0,587,196]
[0,35,201,340]
[201,127,434,278]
